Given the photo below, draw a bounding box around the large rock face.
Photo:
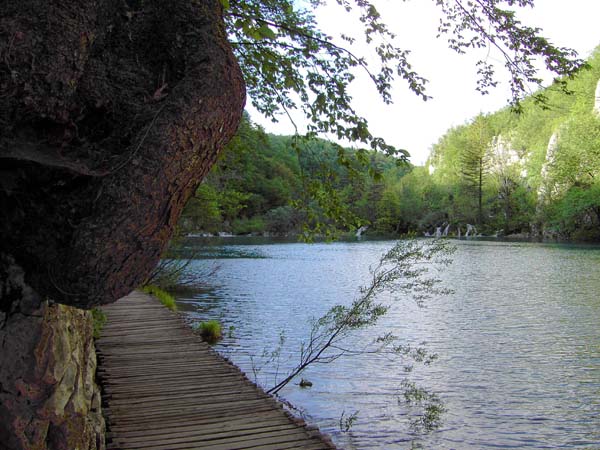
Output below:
[0,1,244,447]
[0,257,105,450]
[0,0,245,309]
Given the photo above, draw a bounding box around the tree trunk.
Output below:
[0,0,245,309]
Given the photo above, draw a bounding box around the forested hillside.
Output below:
[180,113,409,236]
[182,47,600,240]
[418,47,600,240]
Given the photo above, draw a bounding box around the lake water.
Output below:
[175,238,600,449]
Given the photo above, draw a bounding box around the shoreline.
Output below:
[182,231,600,246]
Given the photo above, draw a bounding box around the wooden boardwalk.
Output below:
[96,291,336,450]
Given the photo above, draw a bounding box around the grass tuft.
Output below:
[91,308,107,339]
[195,320,222,344]
[141,285,177,311]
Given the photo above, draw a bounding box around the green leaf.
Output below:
[258,25,276,40]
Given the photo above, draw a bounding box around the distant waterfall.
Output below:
[538,132,559,203]
[466,224,477,237]
[355,225,369,238]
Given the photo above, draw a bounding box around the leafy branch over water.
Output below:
[266,238,455,397]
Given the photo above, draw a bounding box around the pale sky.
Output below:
[246,0,600,165]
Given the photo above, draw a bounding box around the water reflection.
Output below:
[176,239,600,449]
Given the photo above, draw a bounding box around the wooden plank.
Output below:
[107,413,293,439]
[111,423,302,447]
[103,398,278,422]
[96,291,336,450]
[102,373,246,387]
[110,428,316,450]
[106,405,282,432]
[103,378,251,395]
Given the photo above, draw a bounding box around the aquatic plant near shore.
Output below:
[145,230,221,292]
[250,330,286,385]
[141,285,177,311]
[196,320,223,344]
[339,410,359,432]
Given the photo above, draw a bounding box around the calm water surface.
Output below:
[175,239,600,449]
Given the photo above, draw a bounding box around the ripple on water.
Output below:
[176,239,600,449]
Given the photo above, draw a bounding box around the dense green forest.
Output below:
[182,48,600,241]
[180,115,409,236]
